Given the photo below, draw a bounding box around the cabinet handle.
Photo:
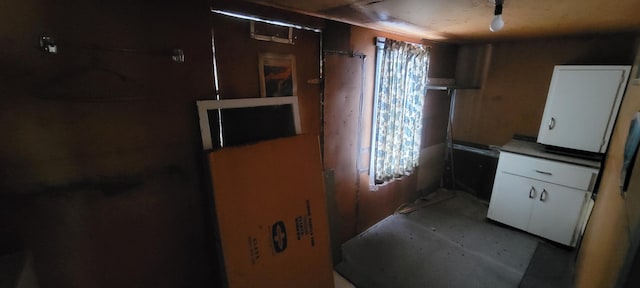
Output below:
[539,189,548,202]
[529,186,536,199]
[548,117,556,130]
[535,170,553,176]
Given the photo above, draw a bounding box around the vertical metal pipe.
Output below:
[211,28,224,148]
[445,88,457,189]
[369,37,386,185]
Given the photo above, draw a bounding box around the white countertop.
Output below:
[500,139,602,168]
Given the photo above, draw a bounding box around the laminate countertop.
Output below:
[500,139,602,169]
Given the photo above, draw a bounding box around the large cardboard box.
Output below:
[208,135,334,288]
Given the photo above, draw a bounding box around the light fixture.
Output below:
[490,0,504,32]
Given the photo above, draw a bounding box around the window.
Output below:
[370,37,430,184]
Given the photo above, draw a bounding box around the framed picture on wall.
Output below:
[259,53,297,97]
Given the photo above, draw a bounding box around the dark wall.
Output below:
[576,42,640,288]
[211,12,458,245]
[447,33,640,287]
[1,1,456,286]
[322,24,458,241]
[0,0,215,287]
[422,42,458,148]
[211,12,321,135]
[453,34,637,146]
[449,34,638,239]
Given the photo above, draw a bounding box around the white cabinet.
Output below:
[527,181,589,246]
[487,152,598,246]
[537,65,630,153]
[487,172,536,231]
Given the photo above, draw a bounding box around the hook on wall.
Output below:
[38,35,185,63]
[171,49,185,63]
[40,36,58,54]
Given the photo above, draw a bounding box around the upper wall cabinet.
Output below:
[537,65,631,153]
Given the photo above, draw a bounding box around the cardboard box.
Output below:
[208,135,333,288]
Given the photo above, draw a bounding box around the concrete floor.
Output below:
[335,189,563,288]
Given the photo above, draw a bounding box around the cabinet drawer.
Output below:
[497,152,598,191]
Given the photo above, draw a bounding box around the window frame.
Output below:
[368,37,429,185]
[369,37,387,185]
[196,96,301,150]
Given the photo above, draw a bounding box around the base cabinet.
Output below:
[487,172,536,232]
[527,181,589,246]
[487,152,598,247]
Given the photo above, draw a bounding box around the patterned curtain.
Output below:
[373,39,430,183]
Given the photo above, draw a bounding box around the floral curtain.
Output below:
[373,39,430,183]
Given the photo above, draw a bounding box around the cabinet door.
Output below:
[487,172,536,231]
[527,182,589,246]
[537,66,629,153]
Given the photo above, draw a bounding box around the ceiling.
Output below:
[245,0,640,42]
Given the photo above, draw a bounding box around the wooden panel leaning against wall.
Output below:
[323,52,364,244]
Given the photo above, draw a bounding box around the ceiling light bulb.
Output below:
[490,14,504,32]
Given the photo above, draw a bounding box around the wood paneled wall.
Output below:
[453,34,636,146]
[576,40,640,288]
[451,33,639,287]
[211,13,321,135]
[0,1,455,286]
[322,25,458,241]
[0,0,215,286]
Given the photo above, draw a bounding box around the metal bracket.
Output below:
[250,21,294,45]
[171,49,185,63]
[40,36,58,54]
